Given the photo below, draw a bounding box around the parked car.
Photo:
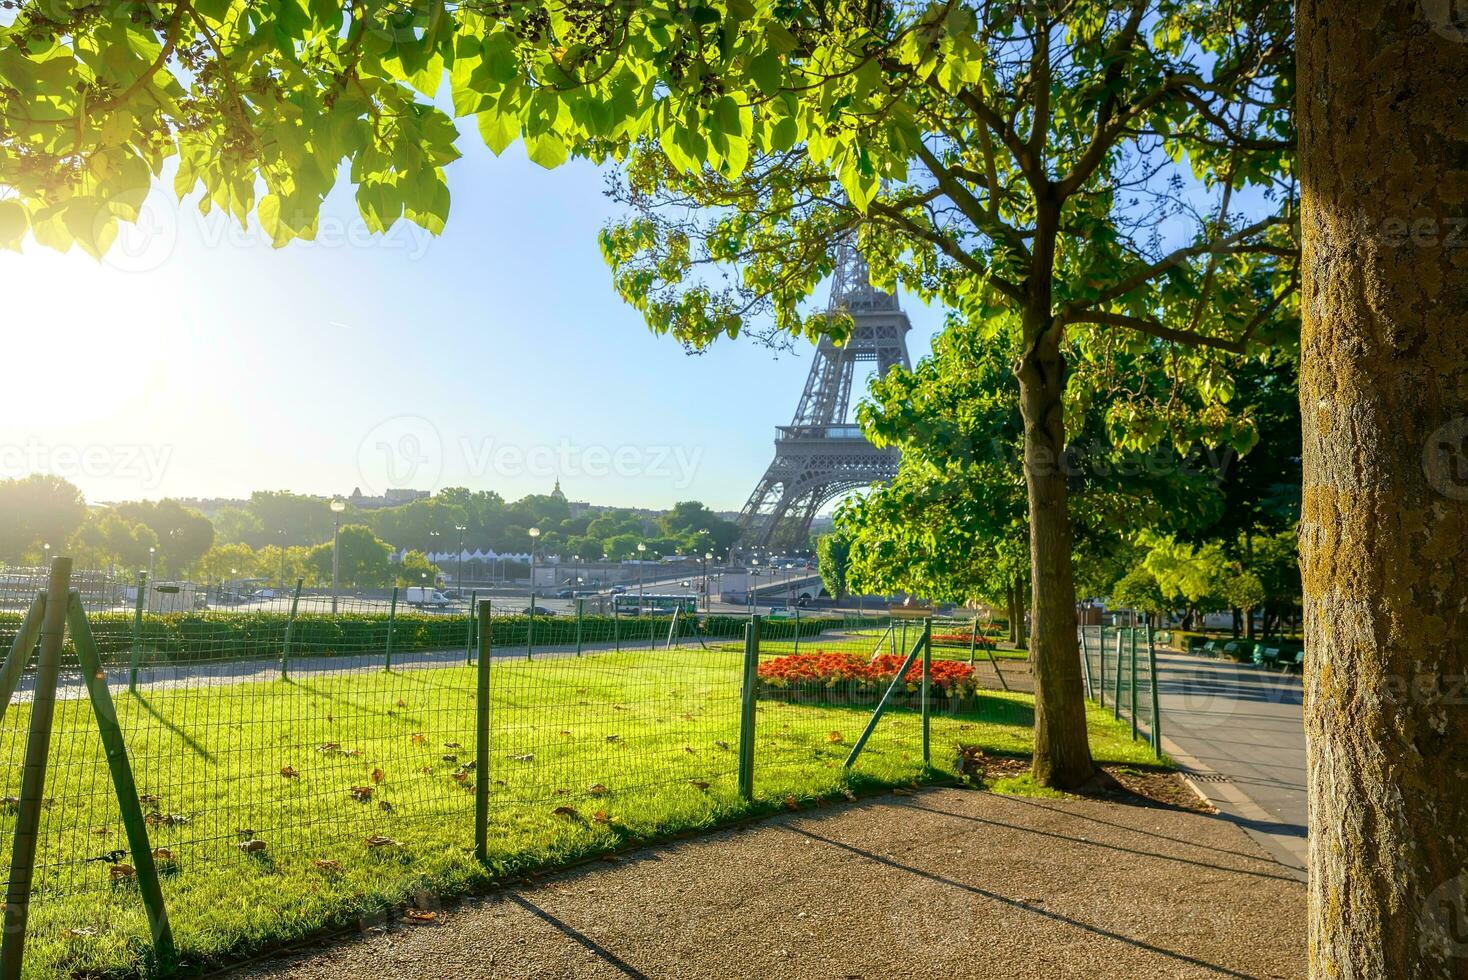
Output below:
[523,605,555,616]
[254,588,277,600]
[555,588,575,599]
[609,585,627,594]
[403,587,451,609]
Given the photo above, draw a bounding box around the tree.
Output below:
[0,1,1300,787]
[0,476,87,563]
[308,525,393,588]
[395,550,441,588]
[112,499,215,575]
[1110,566,1166,627]
[196,543,263,583]
[1299,4,1466,968]
[814,532,851,601]
[1219,569,1265,641]
[66,511,158,570]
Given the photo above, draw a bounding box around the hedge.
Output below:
[0,610,860,668]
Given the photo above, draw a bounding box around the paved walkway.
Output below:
[227,787,1304,980]
[1152,649,1308,881]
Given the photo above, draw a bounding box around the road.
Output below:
[1153,648,1308,881]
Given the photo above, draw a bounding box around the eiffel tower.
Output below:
[735,240,913,552]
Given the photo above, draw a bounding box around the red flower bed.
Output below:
[931,632,997,649]
[757,651,979,700]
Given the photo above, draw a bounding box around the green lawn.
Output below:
[2,646,1159,978]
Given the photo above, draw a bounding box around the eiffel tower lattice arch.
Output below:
[734,241,913,552]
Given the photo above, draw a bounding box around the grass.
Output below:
[2,641,1160,978]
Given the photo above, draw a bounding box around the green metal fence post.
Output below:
[475,601,492,862]
[466,591,477,665]
[384,586,398,671]
[575,598,584,657]
[1130,627,1140,741]
[665,607,679,650]
[280,578,303,680]
[1113,629,1124,720]
[66,592,176,971]
[845,625,927,771]
[128,571,147,693]
[1147,623,1162,757]
[1079,625,1094,700]
[1098,626,1107,708]
[1,559,72,980]
[737,616,761,801]
[968,615,979,666]
[792,605,801,656]
[920,618,932,768]
[527,593,535,661]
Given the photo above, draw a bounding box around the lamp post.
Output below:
[147,545,156,582]
[455,524,467,588]
[528,527,541,603]
[703,552,713,612]
[748,557,759,615]
[277,530,287,588]
[635,542,648,614]
[329,498,346,614]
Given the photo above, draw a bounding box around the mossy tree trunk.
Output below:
[1299,1,1468,974]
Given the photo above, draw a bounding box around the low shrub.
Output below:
[756,651,979,711]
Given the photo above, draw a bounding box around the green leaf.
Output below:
[749,51,782,95]
[477,109,519,156]
[524,132,568,169]
[0,200,28,249]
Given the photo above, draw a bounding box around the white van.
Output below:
[403,587,451,609]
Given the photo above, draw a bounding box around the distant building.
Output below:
[347,487,430,509]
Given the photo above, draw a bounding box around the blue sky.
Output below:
[0,135,944,512]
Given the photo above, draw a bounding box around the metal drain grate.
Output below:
[1181,770,1233,783]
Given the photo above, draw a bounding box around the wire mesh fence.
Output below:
[0,563,1054,977]
[1079,624,1163,756]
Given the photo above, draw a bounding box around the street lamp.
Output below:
[703,552,713,612]
[329,498,346,614]
[636,542,647,613]
[455,524,467,587]
[528,527,541,601]
[277,529,287,588]
[748,556,760,614]
[147,545,156,582]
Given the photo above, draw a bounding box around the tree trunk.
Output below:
[1016,291,1093,790]
[1299,2,1468,974]
[1006,582,1018,645]
[1013,575,1027,649]
[1243,606,1255,643]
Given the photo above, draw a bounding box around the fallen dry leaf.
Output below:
[151,848,174,863]
[410,733,427,745]
[841,788,857,802]
[510,753,534,763]
[826,731,844,744]
[316,742,341,754]
[238,839,267,854]
[552,806,586,823]
[370,768,385,784]
[67,927,97,938]
[379,800,394,813]
[364,835,399,849]
[443,741,461,749]
[314,859,342,873]
[280,766,300,779]
[593,810,609,824]
[343,748,363,758]
[108,864,136,881]
[395,699,408,708]
[90,826,109,836]
[138,793,161,805]
[783,795,799,811]
[350,786,374,802]
[714,740,731,751]
[403,909,437,924]
[587,783,609,796]
[689,780,710,791]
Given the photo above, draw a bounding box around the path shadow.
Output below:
[781,824,1258,978]
[506,894,649,979]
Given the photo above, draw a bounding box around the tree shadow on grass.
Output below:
[130,692,216,764]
